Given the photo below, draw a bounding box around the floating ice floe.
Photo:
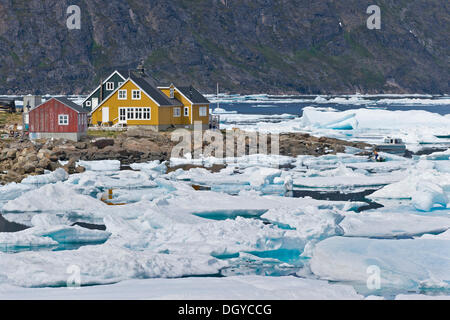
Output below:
[300,107,450,131]
[368,161,450,211]
[67,170,158,189]
[0,224,110,253]
[20,168,68,185]
[411,181,448,211]
[130,160,167,174]
[310,236,450,292]
[0,183,35,201]
[2,182,107,213]
[420,149,450,161]
[0,244,226,287]
[76,160,121,171]
[261,206,344,242]
[340,209,450,238]
[0,275,364,300]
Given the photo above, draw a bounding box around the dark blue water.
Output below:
[212,97,450,116]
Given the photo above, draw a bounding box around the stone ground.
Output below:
[0,126,372,184]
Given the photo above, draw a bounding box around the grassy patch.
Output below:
[87,130,123,138]
[0,112,22,128]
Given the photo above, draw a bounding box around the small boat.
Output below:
[375,137,407,155]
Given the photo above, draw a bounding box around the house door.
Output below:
[92,98,99,110]
[119,108,126,124]
[102,107,109,123]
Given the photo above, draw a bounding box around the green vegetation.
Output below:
[87,130,122,138]
[0,112,22,129]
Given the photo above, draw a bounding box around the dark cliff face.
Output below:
[0,0,448,95]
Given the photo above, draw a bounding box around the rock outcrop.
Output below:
[0,0,448,95]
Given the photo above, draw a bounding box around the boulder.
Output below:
[23,162,36,174]
[37,158,51,169]
[93,139,114,149]
[123,138,160,153]
[74,142,88,149]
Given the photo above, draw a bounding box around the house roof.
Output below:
[129,74,175,106]
[32,97,87,114]
[81,70,128,105]
[53,97,88,113]
[90,74,182,114]
[173,86,210,105]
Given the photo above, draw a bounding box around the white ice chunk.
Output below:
[0,276,363,300]
[412,181,448,211]
[2,182,106,212]
[76,160,121,171]
[340,209,450,238]
[21,168,68,185]
[0,244,225,287]
[310,237,450,291]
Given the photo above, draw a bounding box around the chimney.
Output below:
[137,59,146,77]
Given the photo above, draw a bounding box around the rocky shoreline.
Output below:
[0,128,371,184]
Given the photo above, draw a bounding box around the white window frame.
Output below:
[119,108,126,123]
[127,107,135,120]
[120,107,151,122]
[118,90,127,100]
[106,82,114,90]
[85,100,91,107]
[173,107,181,117]
[132,90,141,100]
[184,106,189,117]
[58,114,69,126]
[170,87,175,99]
[142,108,151,120]
[199,106,207,117]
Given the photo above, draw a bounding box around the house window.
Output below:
[199,106,207,117]
[118,90,127,100]
[173,107,181,117]
[119,108,126,122]
[106,82,114,90]
[127,108,135,120]
[85,101,91,107]
[170,87,175,99]
[121,107,151,121]
[136,108,143,120]
[184,107,189,117]
[118,82,124,87]
[58,115,69,126]
[142,108,151,120]
[132,90,141,100]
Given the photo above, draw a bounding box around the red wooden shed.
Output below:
[29,97,88,141]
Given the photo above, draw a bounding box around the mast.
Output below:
[216,82,219,110]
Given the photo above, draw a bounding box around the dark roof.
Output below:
[176,86,210,104]
[53,97,88,113]
[130,74,174,106]
[116,69,130,79]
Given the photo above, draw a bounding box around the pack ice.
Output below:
[0,139,448,299]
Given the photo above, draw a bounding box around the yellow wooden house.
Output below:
[90,74,210,130]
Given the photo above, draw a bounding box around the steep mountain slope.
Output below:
[0,0,448,94]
